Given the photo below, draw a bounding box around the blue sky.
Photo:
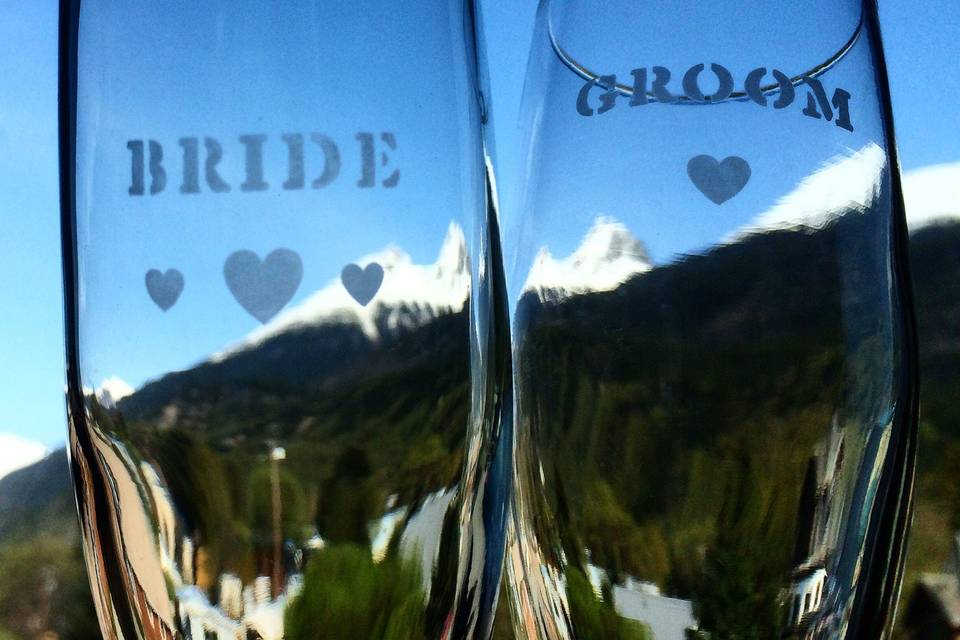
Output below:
[72,1,491,399]
[0,0,958,461]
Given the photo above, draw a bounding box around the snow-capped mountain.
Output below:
[725,142,887,244]
[516,145,960,306]
[518,146,885,304]
[0,434,48,482]
[215,222,471,360]
[521,216,653,303]
[96,375,135,408]
[727,144,960,241]
[902,161,960,231]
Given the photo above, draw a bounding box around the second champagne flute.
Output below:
[504,1,917,638]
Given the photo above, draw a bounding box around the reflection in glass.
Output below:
[59,2,509,638]
[503,1,916,638]
[895,208,960,638]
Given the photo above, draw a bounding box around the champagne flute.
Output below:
[504,1,916,638]
[58,1,510,638]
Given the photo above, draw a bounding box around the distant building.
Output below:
[785,568,827,628]
[612,577,696,640]
[783,416,846,636]
[177,573,303,640]
[178,586,244,640]
[581,556,696,639]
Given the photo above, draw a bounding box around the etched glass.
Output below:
[59,2,510,638]
[503,1,917,637]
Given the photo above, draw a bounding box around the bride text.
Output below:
[126,132,399,196]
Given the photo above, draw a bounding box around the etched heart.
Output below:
[224,249,303,323]
[687,155,751,205]
[341,262,384,306]
[145,268,184,311]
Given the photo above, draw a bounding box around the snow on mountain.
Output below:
[902,161,960,231]
[216,222,471,359]
[0,433,48,482]
[96,375,135,408]
[515,147,960,305]
[727,145,960,241]
[522,216,653,302]
[210,154,957,360]
[726,142,887,243]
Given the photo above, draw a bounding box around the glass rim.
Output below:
[546,5,865,105]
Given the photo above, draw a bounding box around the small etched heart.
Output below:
[224,249,303,323]
[687,155,751,205]
[341,262,384,306]
[145,268,184,311]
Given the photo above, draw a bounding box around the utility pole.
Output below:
[270,445,286,599]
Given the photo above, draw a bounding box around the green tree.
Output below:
[0,536,99,639]
[285,544,426,640]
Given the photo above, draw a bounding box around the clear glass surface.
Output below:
[503,1,916,638]
[59,2,510,639]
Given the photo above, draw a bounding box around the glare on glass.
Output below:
[59,2,510,639]
[503,1,916,638]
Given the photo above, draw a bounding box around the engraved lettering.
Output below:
[832,88,854,132]
[282,133,305,190]
[650,67,677,104]
[148,140,166,195]
[629,68,648,107]
[179,137,200,194]
[204,137,231,193]
[682,63,733,103]
[801,76,834,122]
[126,131,400,196]
[239,134,269,192]
[311,133,341,189]
[127,140,145,196]
[576,76,618,116]
[356,132,398,188]
[380,132,400,188]
[575,63,851,131]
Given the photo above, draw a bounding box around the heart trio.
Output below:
[146,251,384,322]
[145,155,745,319]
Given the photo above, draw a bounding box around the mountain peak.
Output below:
[902,161,960,231]
[95,376,135,408]
[214,222,470,360]
[0,434,48,483]
[522,216,652,302]
[726,143,886,243]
